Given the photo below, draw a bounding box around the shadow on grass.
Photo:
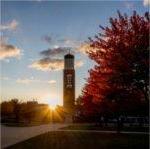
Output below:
[60,124,149,132]
[6,131,149,149]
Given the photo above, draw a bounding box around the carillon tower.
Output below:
[63,52,75,118]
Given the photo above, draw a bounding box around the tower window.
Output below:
[67,74,72,88]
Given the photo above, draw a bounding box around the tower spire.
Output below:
[69,49,71,54]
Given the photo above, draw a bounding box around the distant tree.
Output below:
[82,11,149,116]
[1,101,14,116]
[1,99,65,124]
[11,99,21,122]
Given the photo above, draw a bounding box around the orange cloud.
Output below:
[29,58,64,71]
[78,43,98,54]
[29,58,83,71]
[48,80,56,84]
[0,42,21,60]
[75,60,84,68]
[16,78,56,84]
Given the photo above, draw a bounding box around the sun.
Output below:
[41,94,62,110]
[49,104,57,110]
[47,98,59,110]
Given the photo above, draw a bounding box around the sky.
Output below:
[0,0,148,106]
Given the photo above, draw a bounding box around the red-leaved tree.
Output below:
[82,11,149,116]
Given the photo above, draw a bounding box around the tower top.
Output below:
[64,52,74,69]
[65,53,74,59]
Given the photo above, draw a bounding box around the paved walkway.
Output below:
[1,123,68,149]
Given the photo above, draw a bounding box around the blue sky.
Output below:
[0,0,148,106]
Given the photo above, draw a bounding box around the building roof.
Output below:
[65,53,74,59]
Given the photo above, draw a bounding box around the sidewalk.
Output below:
[1,123,68,149]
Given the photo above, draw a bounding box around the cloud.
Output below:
[143,0,149,6]
[77,43,98,54]
[0,20,18,31]
[30,38,85,72]
[0,42,21,60]
[42,34,81,48]
[0,21,21,60]
[29,57,83,71]
[29,58,64,71]
[45,39,98,55]
[75,60,84,68]
[41,39,95,56]
[58,38,80,47]
[16,78,56,85]
[40,47,71,58]
[48,80,56,84]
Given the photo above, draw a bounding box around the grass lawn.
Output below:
[6,131,149,149]
[60,124,149,132]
